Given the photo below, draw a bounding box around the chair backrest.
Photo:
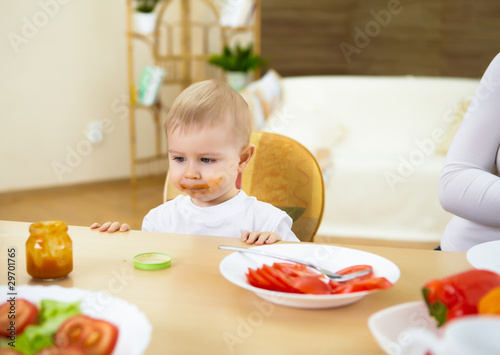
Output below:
[163,131,325,242]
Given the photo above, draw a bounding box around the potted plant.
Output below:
[208,43,267,91]
[134,0,163,34]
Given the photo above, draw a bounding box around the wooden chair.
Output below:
[163,131,325,242]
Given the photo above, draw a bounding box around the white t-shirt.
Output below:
[142,191,299,242]
[439,52,500,251]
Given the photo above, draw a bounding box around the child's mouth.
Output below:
[180,184,209,193]
[180,178,222,194]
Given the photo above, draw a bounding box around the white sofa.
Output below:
[250,74,480,244]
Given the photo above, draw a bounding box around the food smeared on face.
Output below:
[180,177,223,195]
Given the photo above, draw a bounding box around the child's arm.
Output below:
[90,222,131,233]
[241,231,282,245]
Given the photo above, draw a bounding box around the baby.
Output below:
[92,79,299,244]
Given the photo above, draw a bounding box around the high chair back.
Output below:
[163,131,325,242]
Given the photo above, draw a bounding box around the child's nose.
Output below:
[184,165,201,179]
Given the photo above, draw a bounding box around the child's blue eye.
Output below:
[201,158,214,163]
[173,157,185,163]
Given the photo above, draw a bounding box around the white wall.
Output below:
[0,1,133,193]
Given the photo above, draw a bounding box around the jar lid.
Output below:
[134,252,172,270]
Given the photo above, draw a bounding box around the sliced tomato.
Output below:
[262,264,301,293]
[254,268,282,292]
[36,346,87,355]
[334,277,393,294]
[256,266,289,292]
[328,279,342,290]
[291,276,333,294]
[54,315,118,355]
[246,270,258,285]
[246,263,392,296]
[247,268,275,291]
[0,298,39,336]
[258,264,300,293]
[335,265,374,281]
[273,262,318,278]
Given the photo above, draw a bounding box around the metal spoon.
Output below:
[218,245,373,282]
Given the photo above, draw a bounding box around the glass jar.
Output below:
[26,221,73,280]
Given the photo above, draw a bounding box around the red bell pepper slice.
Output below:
[333,277,393,294]
[423,269,500,326]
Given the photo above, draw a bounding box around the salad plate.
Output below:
[368,301,438,355]
[219,243,400,309]
[466,240,500,274]
[0,285,152,355]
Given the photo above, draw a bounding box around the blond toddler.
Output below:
[92,80,299,244]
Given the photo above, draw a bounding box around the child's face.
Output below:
[167,126,253,207]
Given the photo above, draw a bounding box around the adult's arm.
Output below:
[439,53,500,227]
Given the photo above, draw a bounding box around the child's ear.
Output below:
[238,143,256,172]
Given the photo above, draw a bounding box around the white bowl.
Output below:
[368,301,438,355]
[219,243,400,309]
[467,240,500,274]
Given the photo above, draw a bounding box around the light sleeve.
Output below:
[273,214,300,242]
[439,53,500,227]
[141,212,155,232]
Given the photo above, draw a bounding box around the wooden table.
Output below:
[0,221,472,354]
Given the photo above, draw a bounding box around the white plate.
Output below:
[466,240,500,274]
[368,301,438,355]
[219,243,400,309]
[0,285,151,355]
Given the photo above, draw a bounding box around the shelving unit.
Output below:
[125,0,261,183]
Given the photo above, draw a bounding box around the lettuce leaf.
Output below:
[1,299,81,355]
[37,299,81,333]
[13,332,53,355]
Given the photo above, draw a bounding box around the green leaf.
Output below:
[15,331,53,355]
[136,0,161,13]
[38,299,81,327]
[208,43,268,72]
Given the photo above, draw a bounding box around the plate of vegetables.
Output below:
[368,269,500,354]
[0,285,151,355]
[219,243,400,309]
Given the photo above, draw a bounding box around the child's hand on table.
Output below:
[90,222,131,233]
[241,231,282,245]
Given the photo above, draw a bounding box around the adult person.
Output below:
[439,53,500,251]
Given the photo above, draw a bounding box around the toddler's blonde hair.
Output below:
[165,79,251,148]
